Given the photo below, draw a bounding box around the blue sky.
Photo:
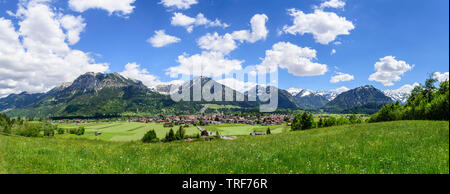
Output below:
[0,0,448,96]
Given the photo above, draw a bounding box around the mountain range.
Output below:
[0,72,409,117]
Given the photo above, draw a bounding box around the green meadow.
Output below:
[203,124,289,136]
[0,120,448,174]
[57,122,200,142]
[56,122,288,141]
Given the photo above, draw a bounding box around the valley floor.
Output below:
[0,121,448,174]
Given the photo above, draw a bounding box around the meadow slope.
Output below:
[0,121,448,174]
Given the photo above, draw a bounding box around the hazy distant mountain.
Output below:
[0,92,45,111]
[286,87,349,109]
[323,85,393,114]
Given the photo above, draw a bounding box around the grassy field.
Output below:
[203,124,289,136]
[56,122,201,141]
[0,120,448,174]
[56,122,287,141]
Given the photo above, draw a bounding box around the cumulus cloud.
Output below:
[148,30,181,48]
[369,56,413,86]
[197,32,237,54]
[257,42,328,77]
[68,0,136,16]
[160,0,198,10]
[231,14,269,43]
[171,12,229,33]
[196,14,268,54]
[283,9,354,44]
[120,63,162,88]
[433,72,449,82]
[330,72,354,83]
[0,0,108,97]
[166,51,243,77]
[317,0,346,9]
[59,15,86,45]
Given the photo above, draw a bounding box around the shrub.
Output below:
[175,126,185,140]
[142,130,159,143]
[349,115,358,124]
[68,128,78,134]
[317,118,324,128]
[336,117,350,126]
[215,131,221,139]
[292,113,316,131]
[16,123,42,137]
[43,128,55,137]
[291,114,302,131]
[57,128,65,134]
[43,123,57,137]
[76,126,85,136]
[164,128,176,142]
[324,117,337,127]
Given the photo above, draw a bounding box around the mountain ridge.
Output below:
[1,72,404,116]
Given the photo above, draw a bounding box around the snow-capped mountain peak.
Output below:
[382,83,420,104]
[287,88,303,96]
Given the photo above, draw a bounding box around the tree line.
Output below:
[369,78,449,122]
[1,113,85,137]
[291,113,363,131]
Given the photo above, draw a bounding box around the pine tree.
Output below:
[165,128,176,142]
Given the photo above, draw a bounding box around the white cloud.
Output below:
[166,51,243,77]
[148,30,181,48]
[59,15,86,45]
[120,63,161,88]
[333,86,350,94]
[120,63,186,90]
[231,14,268,43]
[318,0,346,9]
[330,72,354,83]
[331,49,336,55]
[171,12,195,27]
[0,0,108,97]
[369,56,413,86]
[171,12,229,33]
[68,0,136,16]
[196,14,269,54]
[217,78,257,93]
[257,42,328,77]
[433,72,449,82]
[283,9,354,45]
[197,32,237,54]
[160,0,198,10]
